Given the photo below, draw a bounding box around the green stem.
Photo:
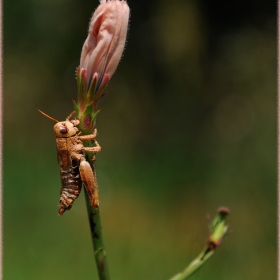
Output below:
[169,249,214,280]
[81,136,110,280]
[84,190,110,280]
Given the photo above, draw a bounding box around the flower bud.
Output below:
[80,0,129,88]
[75,0,130,132]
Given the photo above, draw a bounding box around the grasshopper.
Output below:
[38,110,101,216]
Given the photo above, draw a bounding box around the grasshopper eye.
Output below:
[59,124,68,134]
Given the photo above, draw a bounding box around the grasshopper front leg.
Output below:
[79,128,98,141]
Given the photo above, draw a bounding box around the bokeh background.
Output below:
[4,0,277,279]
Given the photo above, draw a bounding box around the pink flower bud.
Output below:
[80,0,130,88]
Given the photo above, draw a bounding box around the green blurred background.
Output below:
[4,0,276,279]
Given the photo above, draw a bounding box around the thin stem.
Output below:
[84,190,110,280]
[169,249,214,280]
[82,137,110,280]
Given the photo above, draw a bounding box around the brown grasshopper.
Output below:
[38,110,101,216]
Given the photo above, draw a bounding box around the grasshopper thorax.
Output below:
[54,120,79,138]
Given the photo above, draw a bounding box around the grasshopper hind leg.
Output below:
[79,159,99,209]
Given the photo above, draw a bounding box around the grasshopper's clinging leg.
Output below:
[71,143,100,209]
[80,128,101,154]
[83,139,101,154]
[79,159,99,209]
[72,129,101,209]
[79,128,98,141]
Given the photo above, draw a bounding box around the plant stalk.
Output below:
[83,138,110,280]
[169,249,214,280]
[84,190,110,280]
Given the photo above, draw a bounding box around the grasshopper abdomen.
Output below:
[58,160,82,216]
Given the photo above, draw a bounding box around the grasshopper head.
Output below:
[38,110,80,137]
[54,120,78,137]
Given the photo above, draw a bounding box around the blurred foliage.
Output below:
[4,0,276,279]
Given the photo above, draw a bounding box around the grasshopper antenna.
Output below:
[66,111,76,121]
[38,109,59,123]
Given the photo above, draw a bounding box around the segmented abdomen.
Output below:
[58,161,82,216]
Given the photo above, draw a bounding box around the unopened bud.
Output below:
[80,0,130,89]
[75,0,130,132]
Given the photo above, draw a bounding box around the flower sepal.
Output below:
[74,67,108,133]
